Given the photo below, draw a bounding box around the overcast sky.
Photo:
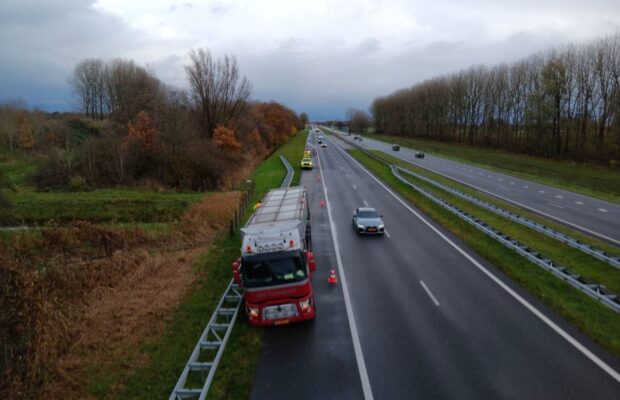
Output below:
[1,0,619,120]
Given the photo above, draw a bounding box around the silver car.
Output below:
[352,207,385,235]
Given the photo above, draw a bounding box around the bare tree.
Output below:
[185,48,252,138]
[370,33,620,164]
[69,58,106,119]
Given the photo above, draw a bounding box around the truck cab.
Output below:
[232,186,316,326]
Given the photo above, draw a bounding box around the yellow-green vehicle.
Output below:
[301,157,313,169]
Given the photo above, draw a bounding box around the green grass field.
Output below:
[362,132,620,204]
[5,189,206,225]
[95,129,310,399]
[349,148,620,358]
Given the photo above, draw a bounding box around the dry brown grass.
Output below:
[1,191,242,399]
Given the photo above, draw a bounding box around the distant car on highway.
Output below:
[415,152,425,159]
[352,207,385,235]
[321,142,327,148]
[392,144,400,151]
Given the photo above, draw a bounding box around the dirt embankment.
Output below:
[1,191,243,399]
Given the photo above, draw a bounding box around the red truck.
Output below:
[231,186,316,326]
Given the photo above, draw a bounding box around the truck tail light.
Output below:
[289,240,295,247]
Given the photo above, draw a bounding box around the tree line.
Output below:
[371,34,620,165]
[0,48,304,192]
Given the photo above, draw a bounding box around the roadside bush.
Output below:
[68,175,89,191]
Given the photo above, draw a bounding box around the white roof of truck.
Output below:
[242,186,306,235]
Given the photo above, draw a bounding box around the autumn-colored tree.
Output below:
[213,125,241,153]
[127,111,159,150]
[254,102,300,145]
[249,127,265,154]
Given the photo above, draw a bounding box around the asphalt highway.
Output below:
[250,131,620,399]
[329,129,620,246]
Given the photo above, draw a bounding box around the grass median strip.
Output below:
[98,129,309,399]
[362,132,620,204]
[348,148,620,358]
[370,150,620,260]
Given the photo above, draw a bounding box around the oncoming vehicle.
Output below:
[353,207,385,235]
[392,144,400,151]
[301,157,313,169]
[231,186,316,326]
[320,142,327,148]
[415,152,425,159]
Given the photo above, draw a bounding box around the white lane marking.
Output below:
[330,139,620,383]
[352,184,357,190]
[316,139,374,400]
[345,174,350,178]
[555,195,564,199]
[498,185,510,191]
[576,201,584,205]
[539,190,546,194]
[510,181,515,185]
[363,200,369,207]
[598,208,608,213]
[548,202,565,209]
[523,186,529,189]
[487,175,493,178]
[498,178,503,181]
[420,280,440,306]
[384,229,391,238]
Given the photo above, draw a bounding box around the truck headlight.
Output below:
[247,306,259,318]
[299,299,312,312]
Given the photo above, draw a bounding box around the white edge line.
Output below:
[384,229,391,238]
[330,137,620,384]
[420,280,440,306]
[316,139,375,399]
[363,200,369,207]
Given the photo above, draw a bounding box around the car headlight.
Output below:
[299,299,312,312]
[247,306,259,318]
[357,224,364,229]
[378,224,384,229]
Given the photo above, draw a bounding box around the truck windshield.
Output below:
[242,252,307,288]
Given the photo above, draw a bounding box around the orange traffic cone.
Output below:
[328,268,338,284]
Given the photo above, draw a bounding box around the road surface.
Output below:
[250,131,619,399]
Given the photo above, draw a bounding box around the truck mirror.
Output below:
[231,260,240,271]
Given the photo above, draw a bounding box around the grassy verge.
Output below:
[100,129,309,399]
[349,148,620,357]
[371,150,620,260]
[362,132,620,204]
[4,189,205,225]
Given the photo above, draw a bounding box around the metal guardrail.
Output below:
[170,155,295,399]
[393,166,620,270]
[169,281,243,400]
[343,139,620,313]
[280,155,294,189]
